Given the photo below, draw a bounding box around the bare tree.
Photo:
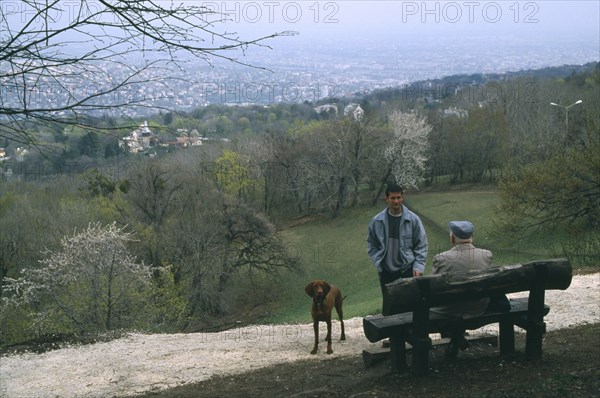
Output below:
[126,158,184,268]
[315,117,377,216]
[0,0,292,147]
[286,115,382,216]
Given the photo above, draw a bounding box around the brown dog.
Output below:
[305,280,346,354]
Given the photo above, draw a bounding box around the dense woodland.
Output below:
[1,63,598,346]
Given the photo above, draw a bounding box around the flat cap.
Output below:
[449,221,474,239]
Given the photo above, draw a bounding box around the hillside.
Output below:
[2,189,598,397]
[260,189,572,325]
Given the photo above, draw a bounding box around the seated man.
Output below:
[430,221,494,357]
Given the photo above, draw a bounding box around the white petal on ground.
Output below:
[1,274,598,398]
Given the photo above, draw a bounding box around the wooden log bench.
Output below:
[363,258,572,374]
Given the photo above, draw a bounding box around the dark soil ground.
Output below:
[140,323,599,398]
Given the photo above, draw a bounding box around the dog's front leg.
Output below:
[310,321,319,354]
[326,320,333,354]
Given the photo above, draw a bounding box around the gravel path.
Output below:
[1,273,598,398]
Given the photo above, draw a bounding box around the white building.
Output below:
[121,121,155,153]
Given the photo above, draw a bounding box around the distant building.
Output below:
[314,104,339,115]
[168,128,203,148]
[171,136,203,147]
[121,121,157,153]
[443,107,468,118]
[344,103,364,121]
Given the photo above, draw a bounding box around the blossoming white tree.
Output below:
[384,110,432,190]
[2,223,152,335]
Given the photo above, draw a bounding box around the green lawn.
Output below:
[268,189,571,325]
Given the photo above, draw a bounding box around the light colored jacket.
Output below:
[430,243,493,318]
[367,205,428,274]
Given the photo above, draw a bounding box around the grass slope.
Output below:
[268,190,569,325]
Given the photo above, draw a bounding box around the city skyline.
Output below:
[186,1,600,86]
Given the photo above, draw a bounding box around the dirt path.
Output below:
[1,274,598,398]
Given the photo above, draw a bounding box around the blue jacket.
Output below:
[367,205,428,274]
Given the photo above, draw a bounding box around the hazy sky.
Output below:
[222,1,599,44]
[3,1,597,48]
[2,0,598,70]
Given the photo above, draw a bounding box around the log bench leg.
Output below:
[526,321,546,360]
[526,266,547,360]
[499,319,515,355]
[412,335,432,375]
[412,295,431,375]
[390,334,408,372]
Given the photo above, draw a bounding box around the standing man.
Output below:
[430,220,494,357]
[367,183,428,296]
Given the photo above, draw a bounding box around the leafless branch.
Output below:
[1,0,294,146]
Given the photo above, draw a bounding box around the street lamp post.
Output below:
[550,100,583,137]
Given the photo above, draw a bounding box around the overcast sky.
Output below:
[225,1,599,44]
[2,0,598,67]
[3,1,597,48]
